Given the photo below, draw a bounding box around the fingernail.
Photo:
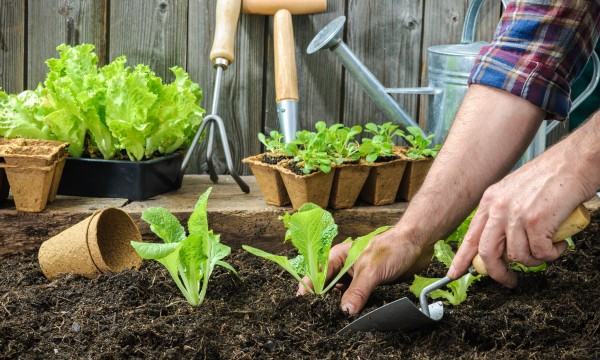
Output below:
[341,303,355,315]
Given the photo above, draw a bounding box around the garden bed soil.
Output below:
[1,212,599,359]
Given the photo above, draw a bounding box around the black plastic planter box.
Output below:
[57,153,184,200]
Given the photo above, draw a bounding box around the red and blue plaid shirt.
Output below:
[468,0,600,119]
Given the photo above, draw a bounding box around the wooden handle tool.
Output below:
[273,8,299,102]
[210,0,242,65]
[471,204,591,276]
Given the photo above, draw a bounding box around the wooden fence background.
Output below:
[1,0,504,175]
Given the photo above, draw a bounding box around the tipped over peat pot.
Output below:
[57,153,184,200]
[38,207,142,280]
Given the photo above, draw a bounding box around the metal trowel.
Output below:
[338,204,591,334]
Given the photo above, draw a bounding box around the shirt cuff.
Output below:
[468,45,571,120]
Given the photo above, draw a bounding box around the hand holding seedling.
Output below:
[297,227,433,315]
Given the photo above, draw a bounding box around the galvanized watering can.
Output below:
[308,0,599,164]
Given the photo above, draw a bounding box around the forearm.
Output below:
[538,110,600,200]
[396,84,545,247]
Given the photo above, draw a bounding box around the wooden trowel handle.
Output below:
[472,204,591,276]
[210,0,242,64]
[274,9,299,102]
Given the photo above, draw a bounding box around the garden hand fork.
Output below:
[183,0,249,193]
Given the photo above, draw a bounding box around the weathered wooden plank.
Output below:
[26,0,107,89]
[263,1,345,135]
[0,0,26,94]
[0,175,409,257]
[108,0,187,83]
[185,1,265,175]
[343,0,423,132]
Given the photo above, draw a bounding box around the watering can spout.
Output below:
[307,16,424,134]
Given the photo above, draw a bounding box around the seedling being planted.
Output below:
[243,203,389,294]
[131,188,236,306]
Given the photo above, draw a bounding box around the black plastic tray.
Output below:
[57,153,184,200]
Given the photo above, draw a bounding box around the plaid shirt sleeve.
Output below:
[468,0,600,120]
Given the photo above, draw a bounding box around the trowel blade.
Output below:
[337,298,444,334]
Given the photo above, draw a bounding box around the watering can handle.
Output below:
[461,0,508,44]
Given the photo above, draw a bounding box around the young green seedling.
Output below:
[410,210,556,305]
[359,122,403,163]
[258,130,287,155]
[401,126,442,159]
[243,203,390,294]
[286,122,335,174]
[130,188,236,306]
[325,124,362,165]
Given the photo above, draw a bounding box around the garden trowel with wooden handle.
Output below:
[338,204,591,334]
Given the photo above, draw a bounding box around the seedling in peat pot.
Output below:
[325,124,362,165]
[131,188,237,306]
[401,126,442,159]
[243,203,390,294]
[359,122,403,163]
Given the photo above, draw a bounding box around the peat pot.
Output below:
[242,154,290,206]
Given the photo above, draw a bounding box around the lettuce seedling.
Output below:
[130,188,236,306]
[286,122,334,174]
[325,124,362,165]
[243,203,390,294]
[359,122,403,163]
[400,126,441,159]
[410,210,556,305]
[258,130,287,155]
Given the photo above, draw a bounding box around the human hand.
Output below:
[297,227,433,315]
[447,155,589,287]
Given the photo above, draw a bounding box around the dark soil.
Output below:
[1,213,599,359]
[261,153,290,165]
[374,154,399,163]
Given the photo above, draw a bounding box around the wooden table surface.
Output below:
[0,175,410,257]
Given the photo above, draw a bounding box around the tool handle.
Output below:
[210,0,242,64]
[471,204,591,276]
[274,9,299,102]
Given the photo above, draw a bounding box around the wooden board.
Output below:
[26,0,107,89]
[108,0,187,83]
[0,175,408,257]
[185,1,265,175]
[0,0,26,93]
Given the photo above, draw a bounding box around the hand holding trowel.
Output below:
[338,204,591,334]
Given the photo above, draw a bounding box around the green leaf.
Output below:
[242,245,312,292]
[130,241,182,260]
[410,273,481,306]
[141,207,186,243]
[179,234,207,280]
[433,241,454,268]
[188,187,212,235]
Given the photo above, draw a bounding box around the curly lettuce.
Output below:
[0,44,205,160]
